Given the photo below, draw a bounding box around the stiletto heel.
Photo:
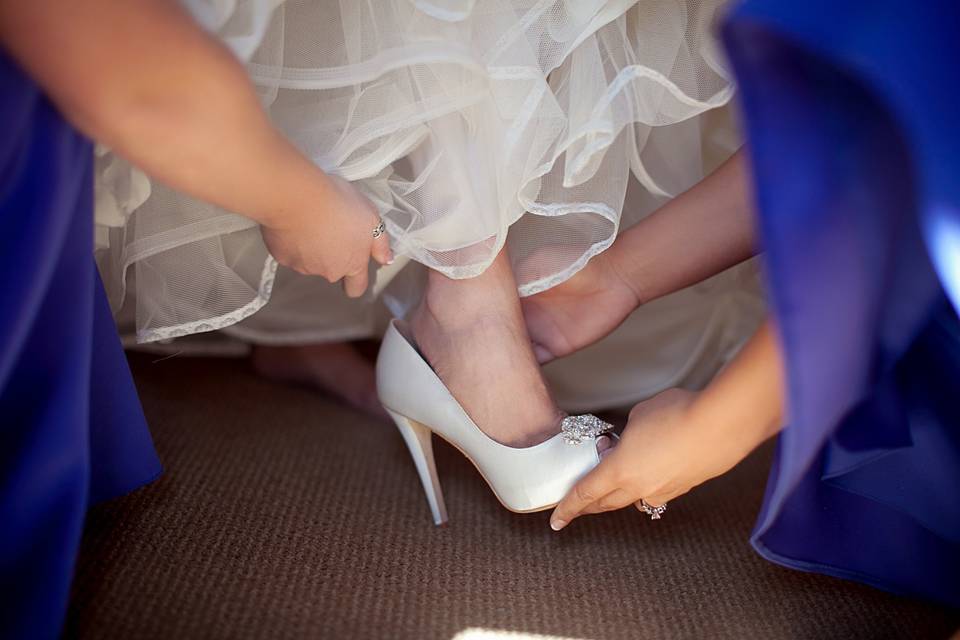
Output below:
[386,408,449,526]
[377,320,613,524]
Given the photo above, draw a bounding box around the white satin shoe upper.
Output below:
[377,320,610,522]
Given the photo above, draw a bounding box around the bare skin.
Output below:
[550,320,784,530]
[267,152,754,427]
[0,0,390,293]
[0,2,758,450]
[251,342,388,420]
[523,151,755,362]
[409,250,567,447]
[0,0,399,414]
[398,249,610,453]
[392,153,753,447]
[0,0,603,431]
[514,149,785,530]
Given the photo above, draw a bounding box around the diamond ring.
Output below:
[372,220,386,239]
[639,499,667,520]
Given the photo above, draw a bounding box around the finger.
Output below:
[579,488,635,515]
[370,231,393,266]
[549,463,617,531]
[342,269,369,298]
[634,496,669,516]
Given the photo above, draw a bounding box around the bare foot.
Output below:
[251,342,388,420]
[410,307,564,447]
[410,251,576,448]
[521,251,640,363]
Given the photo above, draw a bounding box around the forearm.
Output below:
[684,319,785,478]
[0,0,332,228]
[608,149,756,304]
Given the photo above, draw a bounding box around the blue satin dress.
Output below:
[722,0,960,606]
[0,52,162,638]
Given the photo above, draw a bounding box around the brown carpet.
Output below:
[65,354,958,640]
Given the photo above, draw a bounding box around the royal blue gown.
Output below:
[722,0,960,606]
[0,52,162,639]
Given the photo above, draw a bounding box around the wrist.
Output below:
[258,163,337,231]
[683,390,773,478]
[605,240,651,308]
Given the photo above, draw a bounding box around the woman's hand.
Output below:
[549,321,785,531]
[521,251,641,363]
[261,175,392,297]
[0,0,391,298]
[550,389,726,530]
[522,151,755,362]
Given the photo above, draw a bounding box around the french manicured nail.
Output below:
[550,519,566,531]
[386,255,396,265]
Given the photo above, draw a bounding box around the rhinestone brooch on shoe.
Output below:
[561,414,614,445]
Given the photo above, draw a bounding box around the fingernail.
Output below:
[550,519,566,531]
[532,343,552,364]
[596,435,615,458]
[386,257,396,265]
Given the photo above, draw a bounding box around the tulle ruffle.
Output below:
[95,0,735,343]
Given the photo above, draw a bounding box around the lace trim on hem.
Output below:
[135,256,278,343]
[104,214,259,315]
[518,234,616,298]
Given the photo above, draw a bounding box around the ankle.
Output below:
[417,269,519,331]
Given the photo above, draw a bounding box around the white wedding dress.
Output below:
[95,0,764,409]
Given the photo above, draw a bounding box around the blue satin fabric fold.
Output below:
[723,0,960,605]
[0,52,161,639]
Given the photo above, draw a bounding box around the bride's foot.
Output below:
[378,320,615,524]
[520,250,640,363]
[251,342,388,420]
[410,305,562,447]
[410,300,562,448]
[409,251,614,451]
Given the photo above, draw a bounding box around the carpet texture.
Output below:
[65,354,959,639]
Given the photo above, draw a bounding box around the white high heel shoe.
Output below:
[376,320,614,525]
